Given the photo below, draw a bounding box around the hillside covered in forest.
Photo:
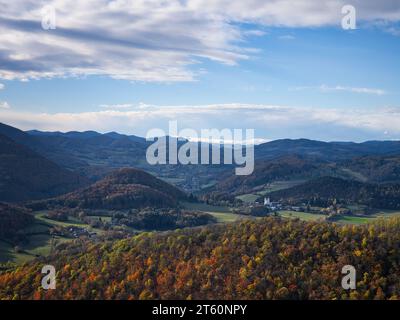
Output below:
[33,168,187,210]
[0,203,34,242]
[268,176,400,209]
[1,216,399,300]
[0,134,88,202]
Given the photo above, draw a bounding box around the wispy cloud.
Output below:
[0,1,400,82]
[2,103,400,141]
[291,84,387,95]
[319,85,387,95]
[0,83,4,90]
[99,104,134,110]
[243,30,267,37]
[0,101,10,109]
[0,1,250,82]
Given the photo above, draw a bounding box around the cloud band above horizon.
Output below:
[1,103,399,142]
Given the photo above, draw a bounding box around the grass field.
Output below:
[24,234,70,257]
[235,180,306,204]
[0,240,32,264]
[36,212,106,234]
[235,194,260,203]
[0,212,107,265]
[182,202,400,225]
[258,180,306,194]
[279,210,326,222]
[35,212,86,228]
[0,233,71,264]
[332,215,370,225]
[280,209,400,225]
[182,202,248,223]
[373,209,400,219]
[334,210,400,225]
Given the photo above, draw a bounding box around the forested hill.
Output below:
[0,134,89,202]
[215,155,322,193]
[0,202,34,240]
[33,167,187,210]
[268,176,400,209]
[1,217,399,300]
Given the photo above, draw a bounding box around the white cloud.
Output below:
[1,103,400,141]
[319,85,387,95]
[292,84,387,95]
[243,30,267,37]
[0,101,10,109]
[99,103,134,110]
[0,0,399,82]
[0,0,249,82]
[0,83,4,89]
[99,102,156,110]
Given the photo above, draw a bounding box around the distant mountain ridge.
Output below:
[27,129,146,143]
[3,123,400,163]
[3,122,400,195]
[26,128,400,167]
[255,138,400,161]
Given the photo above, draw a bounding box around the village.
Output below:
[233,197,292,217]
[235,196,355,221]
[50,225,98,239]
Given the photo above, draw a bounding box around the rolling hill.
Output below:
[39,167,187,210]
[268,176,400,209]
[0,202,34,241]
[0,122,89,169]
[340,155,400,183]
[214,155,323,194]
[212,153,400,197]
[0,134,89,202]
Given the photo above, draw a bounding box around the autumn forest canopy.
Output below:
[1,216,400,300]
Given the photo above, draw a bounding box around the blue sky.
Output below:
[1,1,400,142]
